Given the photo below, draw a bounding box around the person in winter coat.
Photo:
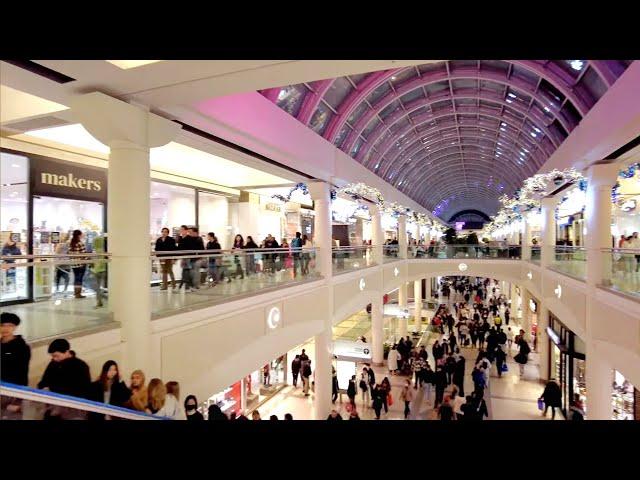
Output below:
[448,333,458,352]
[366,365,376,393]
[432,340,443,362]
[472,390,489,420]
[347,375,357,407]
[459,395,475,420]
[569,394,585,421]
[326,409,343,421]
[453,355,466,397]
[0,313,30,386]
[380,377,392,413]
[359,370,370,407]
[441,338,450,357]
[438,395,455,421]
[88,360,131,420]
[494,345,507,378]
[444,353,457,385]
[418,346,429,361]
[412,356,426,388]
[434,366,448,408]
[371,384,384,419]
[291,355,302,388]
[514,335,531,377]
[400,379,415,419]
[540,379,562,420]
[38,338,91,399]
[184,395,204,421]
[208,404,229,420]
[387,345,400,374]
[422,363,435,403]
[331,366,339,403]
[301,360,312,396]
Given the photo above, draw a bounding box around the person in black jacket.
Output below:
[540,379,562,420]
[184,395,204,420]
[155,227,177,290]
[347,375,357,407]
[291,355,302,388]
[38,338,91,419]
[453,355,465,397]
[433,366,448,408]
[494,345,507,378]
[1,313,31,419]
[206,233,223,285]
[1,313,30,386]
[88,360,131,420]
[326,409,343,421]
[331,366,339,403]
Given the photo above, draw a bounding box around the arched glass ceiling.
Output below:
[261,60,633,220]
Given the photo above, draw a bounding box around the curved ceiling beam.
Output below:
[587,60,617,88]
[449,210,492,222]
[405,168,519,200]
[297,79,333,125]
[343,69,572,155]
[379,131,543,182]
[368,106,557,172]
[261,87,282,103]
[395,155,531,192]
[419,186,504,214]
[323,70,396,141]
[508,60,590,116]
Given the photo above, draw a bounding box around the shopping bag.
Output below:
[387,393,393,406]
[537,398,544,411]
[501,363,508,373]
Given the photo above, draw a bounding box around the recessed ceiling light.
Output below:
[533,127,541,133]
[569,60,584,71]
[508,93,517,98]
[391,76,397,80]
[530,132,537,137]
[106,60,162,69]
[544,106,551,112]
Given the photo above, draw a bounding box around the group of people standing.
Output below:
[154,226,315,291]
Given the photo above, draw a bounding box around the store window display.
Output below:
[612,371,638,420]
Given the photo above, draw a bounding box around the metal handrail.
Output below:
[0,382,165,420]
[1,253,111,260]
[603,248,640,253]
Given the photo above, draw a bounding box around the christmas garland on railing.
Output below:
[271,182,310,203]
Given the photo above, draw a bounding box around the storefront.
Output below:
[547,313,587,418]
[200,353,288,419]
[528,296,539,351]
[555,187,586,246]
[611,370,639,420]
[2,149,107,305]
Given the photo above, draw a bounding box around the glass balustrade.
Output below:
[604,248,640,298]
[1,254,115,341]
[530,246,541,265]
[409,244,521,260]
[383,245,401,263]
[332,245,377,274]
[150,248,319,317]
[550,246,586,280]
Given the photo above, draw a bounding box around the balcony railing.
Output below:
[383,245,401,263]
[409,244,521,260]
[602,248,640,298]
[151,248,320,317]
[332,245,377,274]
[0,381,164,420]
[530,246,541,265]
[1,254,115,341]
[550,246,586,280]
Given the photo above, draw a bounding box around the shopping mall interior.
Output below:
[1,58,639,422]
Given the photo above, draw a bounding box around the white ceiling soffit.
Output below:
[0,85,68,124]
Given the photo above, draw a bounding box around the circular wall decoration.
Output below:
[394,267,399,277]
[458,263,468,272]
[267,307,281,329]
[359,278,366,291]
[527,271,533,280]
[554,285,562,299]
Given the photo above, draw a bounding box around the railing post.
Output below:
[540,197,557,268]
[398,215,408,259]
[369,204,384,265]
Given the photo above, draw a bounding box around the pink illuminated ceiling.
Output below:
[260,60,634,221]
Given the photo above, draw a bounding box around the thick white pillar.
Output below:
[521,288,531,336]
[522,217,532,260]
[585,340,612,419]
[414,279,422,327]
[540,197,557,268]
[369,204,384,265]
[425,277,432,300]
[72,92,180,378]
[307,182,334,419]
[371,294,384,366]
[398,282,408,337]
[398,215,408,259]
[537,303,549,381]
[585,164,619,287]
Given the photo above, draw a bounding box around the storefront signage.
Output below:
[458,262,468,272]
[359,278,366,291]
[266,306,281,330]
[554,284,562,299]
[394,267,399,277]
[527,271,533,280]
[31,156,107,202]
[333,339,372,361]
[546,326,561,346]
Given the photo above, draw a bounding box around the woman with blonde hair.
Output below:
[126,369,148,412]
[156,380,186,420]
[146,378,166,415]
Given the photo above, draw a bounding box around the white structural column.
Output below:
[520,288,531,337]
[583,164,619,419]
[585,164,619,287]
[537,303,550,382]
[522,217,532,261]
[398,215,408,259]
[371,294,384,366]
[540,197,557,268]
[398,282,408,337]
[413,280,422,327]
[72,92,180,377]
[425,277,432,301]
[307,181,334,419]
[369,204,384,265]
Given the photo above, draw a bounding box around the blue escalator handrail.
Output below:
[0,381,169,420]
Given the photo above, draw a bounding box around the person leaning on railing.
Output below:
[155,227,177,290]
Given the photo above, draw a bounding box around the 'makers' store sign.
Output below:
[31,155,107,203]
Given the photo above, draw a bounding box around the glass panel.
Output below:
[346,101,370,126]
[409,244,521,259]
[333,124,352,148]
[332,245,377,274]
[511,64,540,86]
[1,151,29,303]
[150,181,196,244]
[481,60,510,74]
[451,78,478,91]
[431,99,453,113]
[366,82,392,105]
[362,117,381,139]
[418,62,447,75]
[550,246,586,280]
[309,102,333,135]
[391,68,417,86]
[576,66,607,102]
[275,84,308,116]
[348,73,368,86]
[324,77,354,110]
[350,136,364,157]
[425,80,450,96]
[1,257,114,341]
[605,248,640,298]
[553,60,585,79]
[449,60,478,70]
[150,248,320,318]
[379,100,402,120]
[198,192,231,249]
[388,118,410,135]
[559,102,581,131]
